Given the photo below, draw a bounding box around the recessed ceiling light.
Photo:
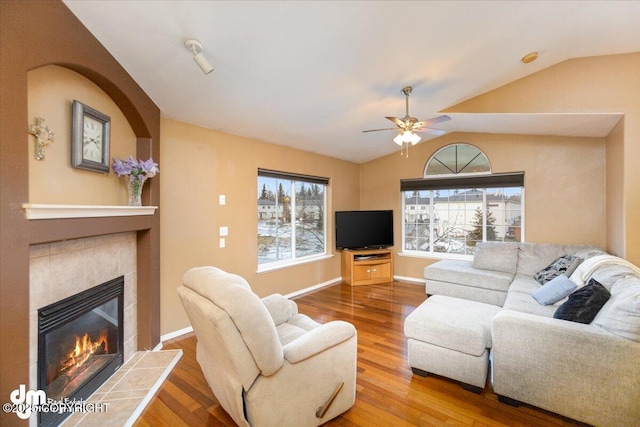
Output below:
[522,52,538,64]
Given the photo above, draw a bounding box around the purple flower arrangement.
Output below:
[112,156,159,182]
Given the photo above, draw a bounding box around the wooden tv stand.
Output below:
[341,248,393,286]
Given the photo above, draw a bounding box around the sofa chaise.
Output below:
[405,242,640,427]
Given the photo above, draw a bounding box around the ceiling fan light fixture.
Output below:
[394,130,421,145]
[363,86,450,156]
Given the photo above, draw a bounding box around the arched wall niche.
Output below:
[28,64,139,205]
[58,63,152,139]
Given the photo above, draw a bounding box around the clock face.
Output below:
[83,116,103,162]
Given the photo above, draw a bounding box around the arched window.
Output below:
[424,143,490,176]
[401,144,524,257]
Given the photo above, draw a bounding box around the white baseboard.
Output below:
[160,325,194,345]
[284,276,342,298]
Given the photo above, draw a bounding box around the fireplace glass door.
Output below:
[38,277,124,426]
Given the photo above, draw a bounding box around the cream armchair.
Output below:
[178,266,357,427]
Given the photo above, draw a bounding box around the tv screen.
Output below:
[335,210,394,250]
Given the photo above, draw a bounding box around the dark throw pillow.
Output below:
[553,279,610,324]
[534,255,582,285]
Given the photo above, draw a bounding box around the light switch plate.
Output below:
[219,195,226,205]
[219,226,228,236]
[219,238,225,248]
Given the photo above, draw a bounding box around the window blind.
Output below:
[258,168,329,186]
[400,172,524,192]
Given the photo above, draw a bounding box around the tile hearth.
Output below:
[63,350,182,427]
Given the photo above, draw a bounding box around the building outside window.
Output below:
[402,144,524,257]
[257,169,328,268]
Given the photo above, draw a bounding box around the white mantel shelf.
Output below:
[23,203,158,220]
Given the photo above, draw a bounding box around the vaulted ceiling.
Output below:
[63,1,640,163]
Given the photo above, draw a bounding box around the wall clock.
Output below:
[71,100,110,173]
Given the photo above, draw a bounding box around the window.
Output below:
[424,143,491,176]
[257,169,328,268]
[402,144,523,257]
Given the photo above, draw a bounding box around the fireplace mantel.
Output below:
[23,203,158,220]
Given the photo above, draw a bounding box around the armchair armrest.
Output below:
[262,293,297,326]
[283,321,356,364]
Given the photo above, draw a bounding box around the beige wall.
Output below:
[160,118,360,334]
[28,65,137,205]
[606,119,625,257]
[359,132,607,279]
[444,53,640,265]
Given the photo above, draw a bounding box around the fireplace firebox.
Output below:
[38,277,124,426]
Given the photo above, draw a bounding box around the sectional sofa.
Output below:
[408,242,640,427]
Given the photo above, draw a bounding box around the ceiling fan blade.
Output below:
[362,127,399,133]
[414,127,446,136]
[385,116,406,128]
[414,115,451,128]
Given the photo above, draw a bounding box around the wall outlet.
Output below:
[219,195,226,205]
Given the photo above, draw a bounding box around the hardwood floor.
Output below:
[136,281,586,426]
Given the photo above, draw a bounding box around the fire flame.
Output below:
[60,332,108,374]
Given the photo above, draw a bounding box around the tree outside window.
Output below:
[402,187,522,256]
[257,170,327,267]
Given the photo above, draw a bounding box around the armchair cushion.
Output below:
[262,293,296,325]
[276,315,320,346]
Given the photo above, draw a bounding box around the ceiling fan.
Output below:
[363,86,451,155]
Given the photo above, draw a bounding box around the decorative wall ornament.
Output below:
[28,117,55,160]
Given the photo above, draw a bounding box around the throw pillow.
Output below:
[593,276,640,343]
[554,279,611,324]
[472,242,519,274]
[534,254,582,285]
[532,274,577,305]
[563,256,582,278]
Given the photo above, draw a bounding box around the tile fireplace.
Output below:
[38,277,124,426]
[28,232,138,426]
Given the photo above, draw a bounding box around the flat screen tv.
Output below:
[335,210,394,250]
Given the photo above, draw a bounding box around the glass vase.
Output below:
[126,178,144,206]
